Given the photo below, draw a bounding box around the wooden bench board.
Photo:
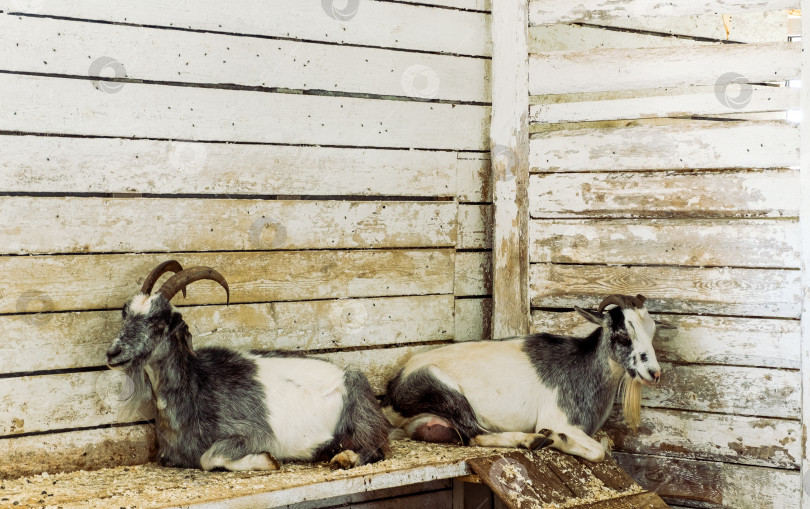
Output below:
[0,440,664,508]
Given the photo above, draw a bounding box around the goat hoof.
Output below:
[528,436,554,450]
[329,450,360,470]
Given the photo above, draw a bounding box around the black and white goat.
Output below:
[106,260,390,471]
[382,294,669,462]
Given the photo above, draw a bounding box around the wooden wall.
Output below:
[0,0,492,484]
[528,1,801,508]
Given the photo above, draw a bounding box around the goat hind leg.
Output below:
[200,436,280,471]
[471,430,553,450]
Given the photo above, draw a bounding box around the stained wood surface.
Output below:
[0,136,457,196]
[0,15,489,103]
[0,295,454,374]
[0,0,491,57]
[455,251,493,297]
[0,198,456,255]
[529,219,800,268]
[0,250,455,313]
[529,0,797,25]
[458,205,493,249]
[530,263,801,318]
[0,74,489,151]
[529,170,799,218]
[0,345,432,435]
[529,42,800,95]
[614,452,800,509]
[530,87,799,124]
[455,298,493,342]
[605,408,801,469]
[532,311,801,369]
[457,152,492,203]
[489,0,530,338]
[530,121,799,172]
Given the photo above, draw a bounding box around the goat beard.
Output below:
[618,373,642,432]
[119,357,154,421]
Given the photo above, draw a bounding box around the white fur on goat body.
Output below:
[402,340,572,434]
[250,355,346,460]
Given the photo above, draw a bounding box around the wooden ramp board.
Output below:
[467,450,668,509]
[0,441,663,509]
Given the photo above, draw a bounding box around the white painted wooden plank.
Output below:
[530,264,802,318]
[0,74,489,151]
[0,250,455,313]
[0,345,431,434]
[0,424,155,478]
[531,311,801,369]
[0,15,489,103]
[0,198,456,255]
[529,42,800,95]
[646,363,801,419]
[529,24,707,53]
[605,408,801,469]
[530,121,800,172]
[614,452,801,509]
[454,251,492,296]
[458,204,492,249]
[284,480,452,509]
[529,170,800,218]
[593,11,789,43]
[414,0,490,10]
[0,0,491,57]
[456,152,491,203]
[490,0,530,338]
[529,0,798,25]
[529,219,801,268]
[799,0,810,506]
[0,295,454,374]
[289,489,453,509]
[0,136,457,197]
[530,87,799,124]
[455,297,492,341]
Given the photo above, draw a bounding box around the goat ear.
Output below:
[654,319,676,330]
[169,312,196,356]
[575,306,604,325]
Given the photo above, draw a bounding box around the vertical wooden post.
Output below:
[801,5,810,507]
[490,0,530,338]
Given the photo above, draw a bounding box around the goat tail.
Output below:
[618,373,642,432]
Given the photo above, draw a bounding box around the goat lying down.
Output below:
[382,295,669,462]
[106,261,390,471]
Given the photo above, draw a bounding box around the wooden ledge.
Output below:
[0,441,666,508]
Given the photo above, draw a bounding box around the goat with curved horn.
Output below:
[157,266,230,305]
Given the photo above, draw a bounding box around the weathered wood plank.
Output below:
[455,251,492,297]
[455,298,492,341]
[286,480,452,509]
[605,408,801,469]
[0,346,432,435]
[530,121,799,172]
[568,491,668,509]
[0,0,491,57]
[0,136,456,197]
[530,42,799,95]
[457,152,492,203]
[529,219,801,268]
[646,363,800,418]
[614,452,800,509]
[0,74,489,151]
[529,23,708,53]
[530,264,801,318]
[0,15,489,103]
[530,87,799,124]
[531,311,801,369]
[529,0,798,25]
[0,295,454,374]
[529,169,799,218]
[490,0,530,338]
[801,0,810,506]
[0,424,155,479]
[0,250,455,314]
[466,451,575,506]
[308,489,452,509]
[458,205,493,249]
[0,198,456,255]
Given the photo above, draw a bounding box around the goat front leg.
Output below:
[470,429,553,450]
[542,426,606,463]
[200,436,280,471]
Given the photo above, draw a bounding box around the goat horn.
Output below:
[141,260,186,297]
[596,294,630,312]
[157,267,230,304]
